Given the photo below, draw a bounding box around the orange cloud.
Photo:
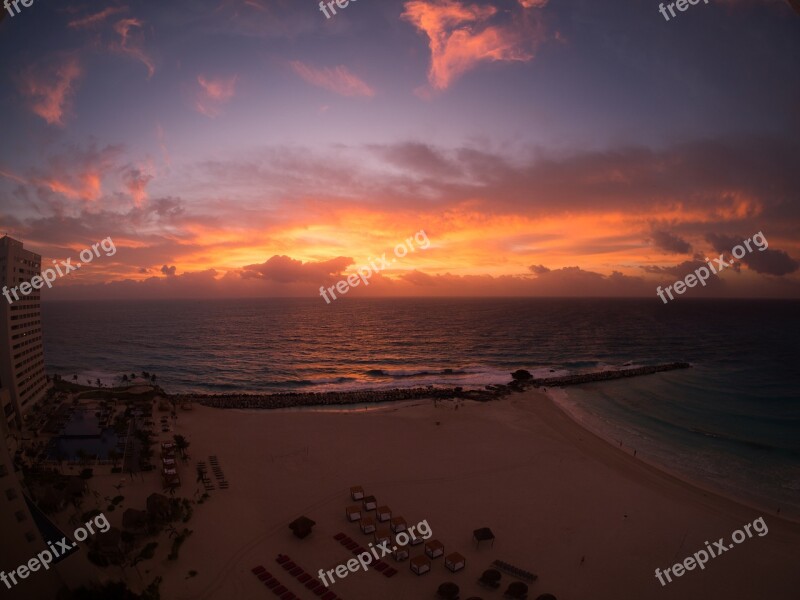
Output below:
[19,56,82,126]
[289,61,375,97]
[195,74,238,117]
[113,18,155,78]
[402,0,544,90]
[40,172,102,202]
[68,6,127,28]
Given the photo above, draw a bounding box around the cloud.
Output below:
[161,264,176,276]
[68,6,127,29]
[124,168,153,207]
[528,264,550,274]
[518,0,548,6]
[706,233,799,276]
[113,18,155,78]
[289,61,375,97]
[650,230,692,254]
[19,56,82,126]
[241,255,354,283]
[401,0,546,90]
[195,74,238,117]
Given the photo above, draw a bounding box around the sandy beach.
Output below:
[83,389,800,600]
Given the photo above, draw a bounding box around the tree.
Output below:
[122,374,129,383]
[131,373,137,380]
[173,435,189,460]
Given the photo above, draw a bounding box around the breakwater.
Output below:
[188,363,691,410]
[529,362,691,387]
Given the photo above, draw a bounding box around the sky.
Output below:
[1,0,799,300]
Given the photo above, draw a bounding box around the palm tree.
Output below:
[173,435,189,460]
[122,374,129,383]
[151,374,157,383]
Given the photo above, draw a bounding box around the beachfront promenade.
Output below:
[188,363,692,410]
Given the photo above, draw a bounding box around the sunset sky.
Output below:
[1,0,799,300]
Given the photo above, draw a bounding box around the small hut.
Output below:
[360,516,376,534]
[390,516,407,533]
[289,516,316,539]
[410,555,431,575]
[362,495,377,511]
[346,505,362,522]
[473,527,495,548]
[444,552,466,572]
[376,505,392,522]
[425,539,445,559]
[350,486,365,500]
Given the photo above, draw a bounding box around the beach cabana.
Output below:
[362,495,377,511]
[437,582,460,599]
[393,544,409,561]
[350,486,365,500]
[410,555,431,575]
[445,552,466,572]
[346,505,362,522]
[473,527,495,548]
[360,516,376,534]
[289,516,316,539]
[374,527,391,545]
[478,569,501,589]
[425,540,445,558]
[376,505,392,522]
[504,582,528,599]
[390,516,407,533]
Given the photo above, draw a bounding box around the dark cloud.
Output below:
[706,232,799,276]
[241,255,353,283]
[529,264,550,274]
[161,264,176,276]
[651,230,692,254]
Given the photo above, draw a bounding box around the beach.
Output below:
[87,389,800,600]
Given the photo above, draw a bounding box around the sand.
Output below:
[84,391,800,600]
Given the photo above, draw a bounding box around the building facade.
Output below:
[0,236,47,429]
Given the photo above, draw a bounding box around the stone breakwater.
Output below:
[529,362,692,387]
[186,363,691,410]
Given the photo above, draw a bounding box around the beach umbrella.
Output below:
[480,568,501,582]
[473,527,495,548]
[505,581,528,598]
[436,582,459,599]
[289,515,316,539]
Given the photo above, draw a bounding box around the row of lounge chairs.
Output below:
[332,533,398,577]
[275,554,343,600]
[209,455,229,489]
[251,565,300,600]
[492,560,537,582]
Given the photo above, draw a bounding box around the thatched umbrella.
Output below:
[289,515,316,539]
[473,527,495,548]
[436,582,459,599]
[505,581,528,599]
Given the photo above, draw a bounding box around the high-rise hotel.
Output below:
[0,236,47,429]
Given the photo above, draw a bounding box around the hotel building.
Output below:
[0,236,47,429]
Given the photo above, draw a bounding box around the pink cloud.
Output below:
[113,18,155,78]
[195,74,238,117]
[19,56,82,126]
[401,0,545,90]
[289,61,375,98]
[68,6,127,29]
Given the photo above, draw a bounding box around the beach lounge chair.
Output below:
[334,532,347,541]
[383,567,398,577]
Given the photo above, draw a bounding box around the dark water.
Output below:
[41,298,800,515]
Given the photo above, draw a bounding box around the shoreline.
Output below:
[541,388,800,529]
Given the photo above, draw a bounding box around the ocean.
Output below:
[41,297,800,517]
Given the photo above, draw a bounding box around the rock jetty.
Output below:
[187,363,691,411]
